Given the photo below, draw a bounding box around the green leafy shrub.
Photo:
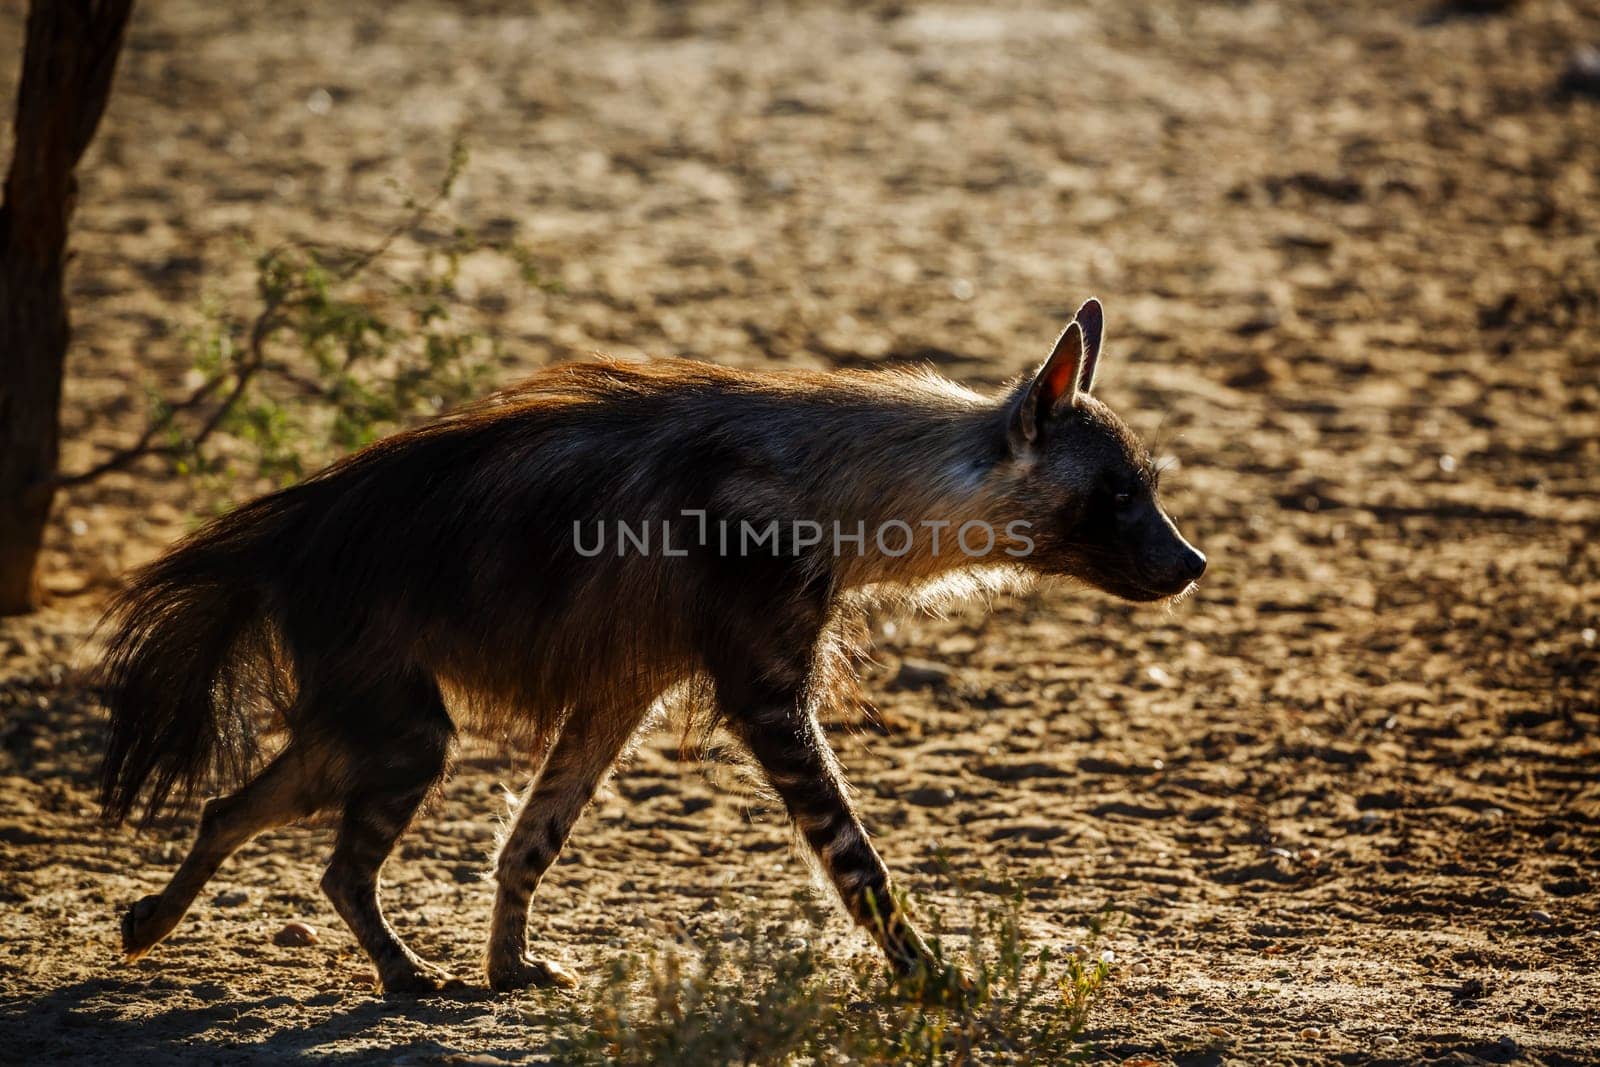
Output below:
[540,884,1112,1066]
[69,140,551,501]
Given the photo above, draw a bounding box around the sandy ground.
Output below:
[2,0,1598,1063]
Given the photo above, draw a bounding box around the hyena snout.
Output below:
[1125,505,1205,597]
[1143,526,1205,594]
[1168,539,1207,585]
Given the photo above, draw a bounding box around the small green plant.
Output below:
[542,882,1113,1066]
[57,138,551,500]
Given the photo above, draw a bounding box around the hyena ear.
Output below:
[1009,319,1084,451]
[1074,297,1105,394]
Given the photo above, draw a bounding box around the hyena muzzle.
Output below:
[99,297,1203,994]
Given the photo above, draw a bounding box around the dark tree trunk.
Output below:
[0,0,133,614]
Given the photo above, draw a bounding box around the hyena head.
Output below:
[999,297,1205,602]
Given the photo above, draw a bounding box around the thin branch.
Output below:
[49,301,282,489]
[48,137,469,494]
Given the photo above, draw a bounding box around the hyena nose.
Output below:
[1178,546,1206,583]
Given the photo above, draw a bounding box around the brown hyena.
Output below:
[99,297,1204,995]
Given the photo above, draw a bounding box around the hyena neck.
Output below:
[822,379,1024,592]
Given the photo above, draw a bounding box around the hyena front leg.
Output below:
[727,680,937,978]
[485,704,647,992]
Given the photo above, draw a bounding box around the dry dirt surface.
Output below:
[3,0,1599,1063]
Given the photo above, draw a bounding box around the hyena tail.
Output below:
[98,489,309,827]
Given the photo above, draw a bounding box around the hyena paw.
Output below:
[121,894,177,961]
[378,959,463,997]
[487,955,579,993]
[893,953,975,1005]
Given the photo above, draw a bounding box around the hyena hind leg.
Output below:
[121,743,333,962]
[318,677,458,996]
[485,705,648,992]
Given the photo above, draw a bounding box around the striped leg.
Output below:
[730,686,936,977]
[121,745,330,961]
[485,706,646,991]
[318,679,457,995]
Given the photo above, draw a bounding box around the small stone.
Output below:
[1298,847,1322,863]
[1559,46,1600,98]
[1530,909,1554,924]
[41,573,89,596]
[213,889,249,908]
[1130,961,1149,976]
[892,658,953,689]
[906,785,956,807]
[1498,1035,1519,1054]
[1144,666,1173,687]
[1300,1027,1323,1040]
[1375,1035,1400,1046]
[1233,311,1279,337]
[273,921,318,947]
